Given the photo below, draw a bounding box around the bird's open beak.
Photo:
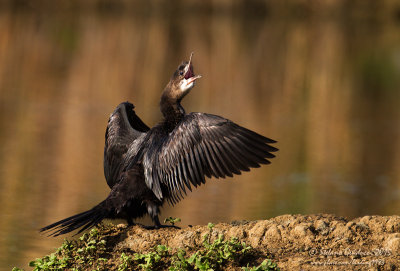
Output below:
[184,53,202,84]
[187,74,202,85]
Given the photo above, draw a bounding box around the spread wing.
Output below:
[104,102,150,188]
[143,113,278,204]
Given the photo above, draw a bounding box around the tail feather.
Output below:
[40,204,108,237]
[76,214,104,234]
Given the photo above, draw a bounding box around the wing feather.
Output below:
[200,141,221,178]
[176,163,187,194]
[184,152,196,187]
[205,128,236,174]
[193,146,208,180]
[189,149,204,185]
[104,102,149,188]
[181,157,192,191]
[143,113,278,203]
[205,140,227,177]
[224,138,249,169]
[219,139,249,172]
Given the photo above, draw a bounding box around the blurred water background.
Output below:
[1,0,400,269]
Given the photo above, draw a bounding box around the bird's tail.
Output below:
[40,201,109,237]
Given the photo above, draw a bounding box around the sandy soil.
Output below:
[101,214,400,270]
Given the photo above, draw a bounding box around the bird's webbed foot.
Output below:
[127,218,150,228]
[145,215,180,230]
[157,224,181,229]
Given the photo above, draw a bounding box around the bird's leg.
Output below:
[140,202,180,230]
[140,215,180,230]
[127,217,135,226]
[154,215,181,229]
[126,217,148,228]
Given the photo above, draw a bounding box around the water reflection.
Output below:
[1,2,400,270]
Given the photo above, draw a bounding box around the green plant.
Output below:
[191,234,251,270]
[242,259,280,271]
[169,249,190,271]
[74,228,107,266]
[134,245,169,271]
[19,223,280,271]
[118,253,133,271]
[170,223,252,271]
[26,226,109,271]
[164,217,182,226]
[29,253,70,271]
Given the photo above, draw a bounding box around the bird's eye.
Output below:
[179,71,184,76]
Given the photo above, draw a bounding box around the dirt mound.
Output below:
[111,214,399,270]
[25,214,400,270]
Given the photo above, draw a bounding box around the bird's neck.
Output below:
[160,93,185,126]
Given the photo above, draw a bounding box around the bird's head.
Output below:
[165,53,202,101]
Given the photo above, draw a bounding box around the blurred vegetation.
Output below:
[1,0,400,21]
[0,0,400,270]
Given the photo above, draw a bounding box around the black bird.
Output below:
[40,54,278,236]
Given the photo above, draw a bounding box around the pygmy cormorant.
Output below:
[40,54,278,236]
